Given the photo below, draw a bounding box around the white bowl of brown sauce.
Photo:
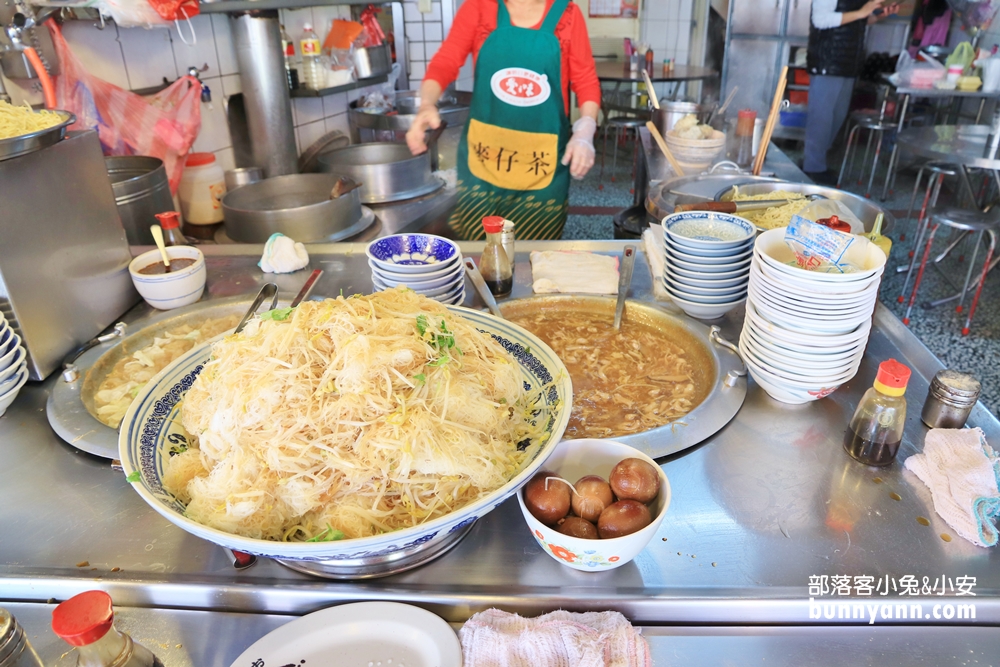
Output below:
[129,246,206,310]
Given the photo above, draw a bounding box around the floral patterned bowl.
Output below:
[517,438,671,572]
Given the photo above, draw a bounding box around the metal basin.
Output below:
[716,181,895,233]
[646,173,781,222]
[318,142,443,204]
[0,109,74,162]
[222,174,363,243]
[498,295,747,459]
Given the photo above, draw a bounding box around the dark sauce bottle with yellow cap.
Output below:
[844,359,911,466]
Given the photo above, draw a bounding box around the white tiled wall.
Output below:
[641,0,696,67]
[402,0,473,91]
[3,10,387,163]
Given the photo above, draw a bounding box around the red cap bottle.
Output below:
[154,211,187,246]
[52,591,161,667]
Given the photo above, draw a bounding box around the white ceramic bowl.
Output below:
[129,247,207,311]
[669,292,747,320]
[662,211,755,249]
[0,358,26,394]
[366,234,462,274]
[748,279,877,317]
[750,259,880,304]
[755,228,887,282]
[745,300,873,348]
[741,333,860,375]
[665,251,752,275]
[665,266,748,290]
[441,287,467,305]
[663,275,747,298]
[0,332,22,371]
[373,273,464,298]
[666,242,753,266]
[739,333,860,382]
[665,237,754,258]
[748,290,874,335]
[0,346,26,384]
[518,438,670,572]
[371,260,464,289]
[752,254,884,295]
[0,365,27,417]
[743,348,853,404]
[667,261,752,282]
[743,323,863,361]
[665,282,747,304]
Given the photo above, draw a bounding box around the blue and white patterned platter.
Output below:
[366,234,461,274]
[118,305,572,562]
[662,211,756,249]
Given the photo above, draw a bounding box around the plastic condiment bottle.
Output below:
[299,23,323,90]
[153,212,186,246]
[480,216,512,298]
[731,109,757,168]
[843,359,911,466]
[51,591,163,667]
[178,153,226,225]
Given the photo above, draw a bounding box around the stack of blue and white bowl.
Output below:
[661,211,755,320]
[0,312,28,417]
[366,234,466,305]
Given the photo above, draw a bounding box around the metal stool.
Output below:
[903,206,1000,336]
[836,111,898,199]
[895,162,958,300]
[599,116,645,190]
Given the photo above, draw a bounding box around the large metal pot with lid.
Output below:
[318,142,444,204]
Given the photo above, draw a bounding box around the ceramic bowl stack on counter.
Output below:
[661,211,755,320]
[366,234,466,305]
[0,313,28,417]
[740,228,888,404]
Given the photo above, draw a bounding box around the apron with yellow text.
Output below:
[449,0,571,240]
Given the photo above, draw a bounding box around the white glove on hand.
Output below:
[561,116,597,180]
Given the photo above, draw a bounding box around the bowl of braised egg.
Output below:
[517,439,670,571]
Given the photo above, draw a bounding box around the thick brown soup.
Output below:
[503,299,713,439]
[138,258,197,275]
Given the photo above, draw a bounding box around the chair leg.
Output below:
[859,129,875,185]
[955,230,984,314]
[611,124,620,182]
[599,120,610,189]
[837,125,860,188]
[963,229,997,335]
[864,129,884,198]
[897,172,940,301]
[904,222,940,325]
[899,164,927,243]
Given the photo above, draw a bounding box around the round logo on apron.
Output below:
[490,68,551,107]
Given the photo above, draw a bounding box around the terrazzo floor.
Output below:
[567,132,1000,416]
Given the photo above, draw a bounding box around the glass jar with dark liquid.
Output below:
[480,216,513,298]
[844,359,911,466]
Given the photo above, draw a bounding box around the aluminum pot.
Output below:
[653,100,702,136]
[106,156,175,245]
[318,142,443,204]
[222,174,363,243]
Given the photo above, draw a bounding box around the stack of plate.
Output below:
[0,313,28,417]
[661,211,755,320]
[740,228,887,404]
[366,234,466,304]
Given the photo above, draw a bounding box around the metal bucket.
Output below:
[354,44,391,79]
[106,156,174,245]
[318,142,443,204]
[655,100,702,135]
[221,174,363,243]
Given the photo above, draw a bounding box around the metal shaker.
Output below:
[921,370,981,429]
[0,609,43,667]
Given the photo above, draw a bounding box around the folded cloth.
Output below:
[904,427,1000,547]
[460,609,651,667]
[530,250,619,294]
[641,223,669,301]
[259,233,309,274]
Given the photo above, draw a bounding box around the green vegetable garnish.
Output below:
[260,307,294,321]
[414,373,426,384]
[306,524,346,542]
[416,314,428,336]
[125,471,141,483]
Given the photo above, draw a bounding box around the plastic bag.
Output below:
[796,199,865,234]
[95,0,170,28]
[947,42,976,70]
[889,50,945,88]
[784,215,858,274]
[360,4,385,47]
[49,23,201,192]
[358,63,401,114]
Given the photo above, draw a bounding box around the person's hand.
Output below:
[406,105,441,155]
[561,116,597,180]
[859,0,885,18]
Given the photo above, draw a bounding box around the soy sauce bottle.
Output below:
[480,216,513,297]
[844,359,911,466]
[52,591,164,667]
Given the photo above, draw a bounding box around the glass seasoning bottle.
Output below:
[844,359,912,467]
[480,216,512,298]
[153,212,187,247]
[280,24,299,90]
[501,219,516,279]
[52,591,164,667]
[731,109,757,168]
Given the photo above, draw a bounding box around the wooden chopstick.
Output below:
[753,66,789,176]
[646,121,685,177]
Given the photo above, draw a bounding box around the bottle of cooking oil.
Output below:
[843,359,911,466]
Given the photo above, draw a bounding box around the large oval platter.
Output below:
[118,305,572,562]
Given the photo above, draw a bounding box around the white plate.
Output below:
[228,601,462,667]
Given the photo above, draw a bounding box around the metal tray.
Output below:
[498,295,747,459]
[0,110,75,162]
[45,297,254,459]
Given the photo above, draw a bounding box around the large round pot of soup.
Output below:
[500,295,747,459]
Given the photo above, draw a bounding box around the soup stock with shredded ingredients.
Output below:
[502,298,713,439]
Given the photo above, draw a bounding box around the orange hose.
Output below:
[23,46,56,109]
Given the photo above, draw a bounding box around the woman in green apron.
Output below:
[406,0,601,240]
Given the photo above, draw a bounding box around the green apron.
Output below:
[449,0,571,241]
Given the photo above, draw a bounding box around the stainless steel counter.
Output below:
[2,242,998,640]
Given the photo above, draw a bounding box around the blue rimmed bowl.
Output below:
[662,211,756,250]
[119,305,572,564]
[366,234,461,274]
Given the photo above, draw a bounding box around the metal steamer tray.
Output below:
[0,110,75,162]
[498,295,747,460]
[46,297,254,460]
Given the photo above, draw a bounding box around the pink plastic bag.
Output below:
[49,23,201,192]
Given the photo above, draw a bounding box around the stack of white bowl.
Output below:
[0,313,28,417]
[740,227,888,404]
[661,211,755,320]
[366,234,466,305]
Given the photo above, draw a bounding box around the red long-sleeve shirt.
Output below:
[424,0,601,115]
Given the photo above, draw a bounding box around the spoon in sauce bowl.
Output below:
[149,224,172,273]
[613,245,637,331]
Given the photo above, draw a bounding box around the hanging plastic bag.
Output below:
[947,42,976,70]
[147,0,199,22]
[95,0,170,28]
[49,23,201,192]
[360,4,385,47]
